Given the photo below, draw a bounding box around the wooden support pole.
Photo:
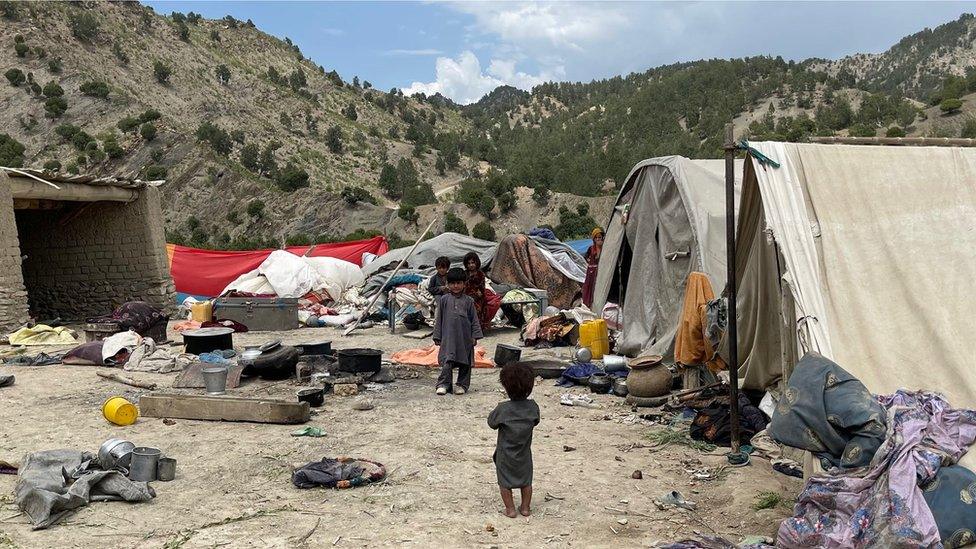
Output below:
[342,219,437,337]
[723,123,741,455]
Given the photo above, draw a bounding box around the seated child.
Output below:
[488,362,540,517]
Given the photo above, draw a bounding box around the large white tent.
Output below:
[731,141,976,409]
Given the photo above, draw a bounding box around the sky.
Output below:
[145,1,973,104]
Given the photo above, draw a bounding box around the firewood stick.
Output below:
[96,371,157,390]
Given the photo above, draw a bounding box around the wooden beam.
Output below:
[809,136,976,147]
[12,198,63,210]
[8,179,138,202]
[139,393,310,424]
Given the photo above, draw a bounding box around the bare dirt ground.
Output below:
[0,324,800,548]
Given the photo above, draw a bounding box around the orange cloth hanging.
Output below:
[674,272,727,372]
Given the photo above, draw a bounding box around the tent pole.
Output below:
[723,123,741,455]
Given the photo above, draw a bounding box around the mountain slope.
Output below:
[0,1,471,248]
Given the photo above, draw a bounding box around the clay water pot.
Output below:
[626,355,671,398]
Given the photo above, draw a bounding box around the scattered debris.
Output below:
[544,492,565,501]
[352,397,375,411]
[647,427,717,452]
[334,383,358,397]
[96,371,157,390]
[632,470,643,479]
[485,522,495,532]
[560,394,598,408]
[562,445,576,452]
[654,490,697,510]
[162,418,177,426]
[617,518,628,525]
[291,427,326,437]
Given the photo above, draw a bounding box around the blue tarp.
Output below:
[566,239,592,256]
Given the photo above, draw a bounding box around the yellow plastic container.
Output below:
[102,396,138,426]
[579,319,610,360]
[190,301,213,323]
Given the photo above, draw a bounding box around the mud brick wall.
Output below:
[15,187,175,320]
[0,182,29,332]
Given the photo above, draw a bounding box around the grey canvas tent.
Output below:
[360,232,497,278]
[729,142,976,411]
[592,156,742,359]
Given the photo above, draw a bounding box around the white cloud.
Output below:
[402,51,562,104]
[322,27,344,36]
[385,48,445,56]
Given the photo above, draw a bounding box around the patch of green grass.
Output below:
[753,491,784,510]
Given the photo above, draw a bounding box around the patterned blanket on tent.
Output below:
[489,234,580,309]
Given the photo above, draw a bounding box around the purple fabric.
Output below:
[778,391,976,548]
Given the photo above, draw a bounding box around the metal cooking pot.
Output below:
[182,327,234,355]
[98,438,135,471]
[336,348,382,374]
[587,372,612,394]
[602,354,628,372]
[574,346,593,363]
[494,344,522,367]
[297,341,332,356]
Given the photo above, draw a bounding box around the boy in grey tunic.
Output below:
[432,268,483,395]
[488,362,540,518]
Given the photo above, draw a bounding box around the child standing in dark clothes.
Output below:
[488,362,540,518]
[432,268,483,395]
[427,256,451,297]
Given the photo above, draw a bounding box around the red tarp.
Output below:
[167,237,388,298]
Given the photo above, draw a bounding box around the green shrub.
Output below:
[195,121,232,155]
[140,122,157,141]
[532,186,551,205]
[14,42,27,58]
[55,123,80,140]
[326,125,343,154]
[343,103,358,121]
[80,80,109,99]
[285,233,312,246]
[34,47,45,59]
[118,116,139,132]
[239,143,259,171]
[70,130,94,151]
[47,58,62,74]
[848,124,876,138]
[435,155,446,175]
[175,21,190,41]
[246,199,265,218]
[885,126,906,138]
[341,186,375,205]
[144,165,167,179]
[43,96,67,118]
[139,109,162,123]
[43,159,61,171]
[472,221,496,241]
[497,191,517,213]
[215,64,230,84]
[0,1,19,20]
[940,98,963,114]
[398,206,419,225]
[112,42,128,65]
[226,210,239,223]
[4,68,24,86]
[28,82,40,95]
[210,29,220,42]
[961,117,976,139]
[42,81,63,98]
[274,162,309,191]
[66,161,79,174]
[150,148,164,162]
[103,137,124,158]
[554,204,596,240]
[457,178,495,218]
[153,61,171,84]
[0,134,26,167]
[69,12,100,41]
[443,211,468,235]
[231,129,245,144]
[87,147,105,163]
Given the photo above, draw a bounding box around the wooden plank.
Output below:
[139,393,309,424]
[809,136,976,147]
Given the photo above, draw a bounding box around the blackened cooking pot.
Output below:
[182,327,234,355]
[336,348,382,375]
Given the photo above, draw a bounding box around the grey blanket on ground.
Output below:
[15,449,155,529]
